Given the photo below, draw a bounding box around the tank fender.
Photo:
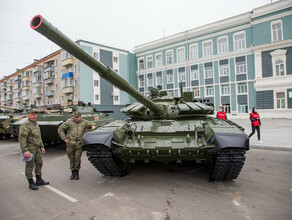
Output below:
[208,133,249,153]
[82,132,119,148]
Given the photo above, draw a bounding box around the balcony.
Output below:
[33,93,42,99]
[62,58,74,66]
[33,65,42,73]
[2,83,7,88]
[45,91,54,97]
[44,66,54,73]
[22,76,30,81]
[23,95,30,101]
[44,78,54,84]
[15,97,22,102]
[22,86,30,91]
[62,86,74,94]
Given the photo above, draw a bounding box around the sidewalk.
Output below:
[230,118,292,151]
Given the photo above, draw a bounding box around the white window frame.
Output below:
[233,31,246,51]
[155,53,163,67]
[203,40,213,57]
[166,50,174,65]
[146,56,153,69]
[221,84,230,95]
[178,69,186,82]
[276,91,286,109]
[139,77,144,88]
[192,88,200,98]
[219,64,229,77]
[189,43,199,60]
[271,20,283,42]
[237,83,247,94]
[236,60,247,75]
[205,66,213,78]
[138,58,145,71]
[275,60,285,76]
[217,36,229,54]
[206,86,214,97]
[270,49,287,77]
[147,75,153,87]
[190,69,199,80]
[177,47,186,63]
[167,72,174,84]
[156,73,163,86]
[238,104,248,114]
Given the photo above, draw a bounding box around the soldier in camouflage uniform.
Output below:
[58,112,96,180]
[19,109,49,190]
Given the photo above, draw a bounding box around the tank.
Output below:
[7,103,114,144]
[0,106,27,139]
[30,15,249,181]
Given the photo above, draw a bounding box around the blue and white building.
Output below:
[134,0,292,117]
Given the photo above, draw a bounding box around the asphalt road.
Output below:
[0,139,291,220]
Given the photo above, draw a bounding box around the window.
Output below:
[61,51,72,61]
[238,104,248,114]
[203,40,213,57]
[206,86,214,96]
[275,60,285,76]
[61,78,74,88]
[55,72,58,78]
[234,32,246,50]
[236,61,247,74]
[192,88,200,98]
[139,77,144,87]
[74,95,77,101]
[113,56,118,63]
[55,85,58,91]
[177,47,186,63]
[166,50,173,65]
[179,70,186,82]
[205,66,213,78]
[271,20,283,42]
[155,53,162,67]
[147,75,153,86]
[276,92,286,109]
[237,83,247,94]
[147,56,153,69]
[168,90,174,96]
[138,58,144,70]
[221,85,230,95]
[114,95,119,101]
[94,80,99,87]
[93,52,99,60]
[156,74,162,85]
[61,96,64,102]
[95,95,99,101]
[222,104,231,114]
[167,73,173,84]
[220,64,229,76]
[190,69,199,80]
[189,44,199,60]
[218,37,228,54]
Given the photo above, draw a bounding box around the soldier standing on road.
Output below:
[58,112,96,180]
[249,107,263,144]
[18,109,49,190]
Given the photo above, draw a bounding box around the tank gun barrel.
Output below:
[30,15,164,117]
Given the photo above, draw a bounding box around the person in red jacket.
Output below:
[217,106,227,120]
[249,107,263,143]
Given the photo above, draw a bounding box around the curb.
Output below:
[250,145,292,151]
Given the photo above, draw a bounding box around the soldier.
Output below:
[58,112,96,180]
[19,109,49,190]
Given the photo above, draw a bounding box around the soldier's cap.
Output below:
[28,108,39,114]
[73,111,81,117]
[21,152,33,162]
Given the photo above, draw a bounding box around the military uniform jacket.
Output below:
[58,118,94,146]
[19,119,44,153]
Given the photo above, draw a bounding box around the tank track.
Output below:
[86,144,125,176]
[209,148,246,181]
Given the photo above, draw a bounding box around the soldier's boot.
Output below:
[74,170,79,180]
[28,178,38,190]
[70,170,75,180]
[36,175,49,185]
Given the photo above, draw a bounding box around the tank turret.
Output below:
[30,15,249,181]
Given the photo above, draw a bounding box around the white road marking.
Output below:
[44,185,78,203]
[21,172,78,203]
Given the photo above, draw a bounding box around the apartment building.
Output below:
[0,41,136,111]
[134,0,292,117]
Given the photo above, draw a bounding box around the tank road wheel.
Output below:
[4,133,11,139]
[209,148,246,181]
[86,144,128,177]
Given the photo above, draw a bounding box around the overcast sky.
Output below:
[0,0,276,79]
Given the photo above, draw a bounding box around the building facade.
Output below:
[134,0,292,117]
[0,41,136,111]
